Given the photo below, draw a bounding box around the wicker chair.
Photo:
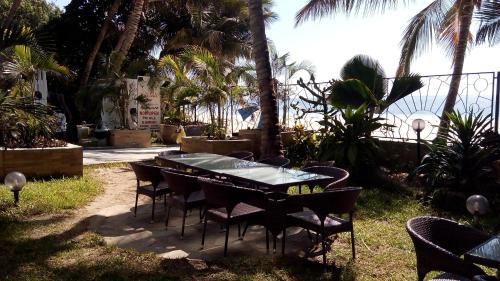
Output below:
[259,156,290,168]
[198,177,267,256]
[160,168,206,238]
[226,151,254,161]
[406,216,493,281]
[282,187,362,265]
[130,161,170,222]
[301,166,350,193]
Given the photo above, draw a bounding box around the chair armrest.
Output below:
[472,275,498,281]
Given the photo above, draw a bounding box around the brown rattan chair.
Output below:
[226,151,254,161]
[282,187,362,265]
[198,177,267,256]
[160,168,206,239]
[406,216,493,281]
[301,166,350,193]
[130,161,170,222]
[259,156,290,168]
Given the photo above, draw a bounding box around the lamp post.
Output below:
[4,171,26,206]
[412,118,426,164]
[466,195,489,226]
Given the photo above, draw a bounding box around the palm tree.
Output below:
[295,0,500,136]
[4,0,22,26]
[111,0,145,74]
[248,0,282,158]
[80,0,122,87]
[268,43,315,126]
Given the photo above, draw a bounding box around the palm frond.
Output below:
[295,0,404,26]
[475,0,500,45]
[397,0,447,76]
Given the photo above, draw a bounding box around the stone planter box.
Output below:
[181,136,252,155]
[109,129,151,148]
[184,125,206,136]
[0,144,83,179]
[159,124,179,144]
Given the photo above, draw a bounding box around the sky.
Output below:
[52,0,500,82]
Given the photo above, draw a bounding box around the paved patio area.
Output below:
[83,167,329,261]
[83,145,181,165]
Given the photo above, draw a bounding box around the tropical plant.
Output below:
[0,93,61,148]
[2,45,69,98]
[318,104,389,178]
[295,0,500,135]
[284,124,318,167]
[328,55,423,113]
[416,110,499,192]
[248,0,282,158]
[1,0,61,29]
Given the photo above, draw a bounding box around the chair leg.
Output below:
[351,229,356,260]
[281,228,286,255]
[242,222,250,237]
[299,185,302,194]
[273,236,277,253]
[163,194,167,207]
[165,205,171,228]
[201,216,208,248]
[265,228,269,253]
[151,195,156,222]
[134,192,139,217]
[181,208,187,239]
[321,232,327,265]
[224,223,230,257]
[237,223,241,238]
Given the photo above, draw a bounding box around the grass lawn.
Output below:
[0,166,495,281]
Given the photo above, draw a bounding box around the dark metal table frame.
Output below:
[156,153,333,192]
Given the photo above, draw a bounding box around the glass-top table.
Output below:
[156,153,333,191]
[465,235,500,270]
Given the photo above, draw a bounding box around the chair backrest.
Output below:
[286,187,362,222]
[406,216,491,257]
[160,168,200,199]
[406,216,489,279]
[302,166,349,190]
[198,177,266,214]
[158,150,188,156]
[130,161,163,187]
[226,151,254,161]
[259,156,290,168]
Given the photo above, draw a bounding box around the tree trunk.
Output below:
[248,0,282,158]
[111,0,145,74]
[80,0,122,87]
[437,0,474,136]
[4,0,22,26]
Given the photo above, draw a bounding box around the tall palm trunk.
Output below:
[248,0,282,158]
[111,0,145,74]
[4,0,21,26]
[80,0,122,87]
[438,0,474,136]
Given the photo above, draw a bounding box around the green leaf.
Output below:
[329,79,377,108]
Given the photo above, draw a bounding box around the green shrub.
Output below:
[416,110,499,195]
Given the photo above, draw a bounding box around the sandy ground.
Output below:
[49,166,324,261]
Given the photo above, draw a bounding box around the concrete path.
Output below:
[83,145,181,165]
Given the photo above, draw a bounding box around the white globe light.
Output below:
[412,118,426,132]
[466,195,489,215]
[4,172,26,191]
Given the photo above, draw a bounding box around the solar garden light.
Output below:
[4,171,27,206]
[412,118,426,164]
[466,195,489,226]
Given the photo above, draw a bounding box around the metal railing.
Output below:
[191,71,499,141]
